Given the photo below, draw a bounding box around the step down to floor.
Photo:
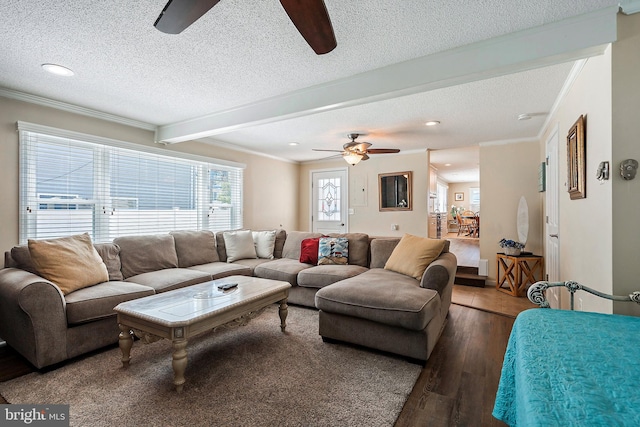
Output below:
[455,266,486,288]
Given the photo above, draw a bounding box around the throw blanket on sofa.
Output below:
[493,309,640,426]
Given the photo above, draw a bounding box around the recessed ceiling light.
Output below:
[42,63,75,77]
[425,121,440,126]
[445,163,452,166]
[288,142,299,146]
[517,113,532,121]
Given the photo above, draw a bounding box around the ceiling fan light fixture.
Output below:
[343,152,363,166]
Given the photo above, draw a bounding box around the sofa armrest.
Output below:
[0,268,68,368]
[420,252,457,296]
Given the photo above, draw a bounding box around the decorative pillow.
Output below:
[318,237,349,265]
[223,230,257,263]
[299,237,322,265]
[252,230,277,259]
[28,233,109,295]
[384,234,446,279]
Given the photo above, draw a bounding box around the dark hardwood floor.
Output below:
[395,304,512,427]
[1,305,513,426]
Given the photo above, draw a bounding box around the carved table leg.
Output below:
[172,339,188,393]
[279,299,288,331]
[118,324,134,367]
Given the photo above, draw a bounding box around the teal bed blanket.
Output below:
[493,308,640,426]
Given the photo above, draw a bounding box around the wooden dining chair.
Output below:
[456,213,472,236]
[459,211,477,237]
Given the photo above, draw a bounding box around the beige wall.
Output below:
[299,152,430,237]
[540,47,613,313]
[447,182,480,218]
[479,141,544,282]
[611,13,640,316]
[0,97,300,266]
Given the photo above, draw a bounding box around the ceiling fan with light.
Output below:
[313,133,400,165]
[154,0,337,55]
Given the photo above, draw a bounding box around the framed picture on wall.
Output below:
[455,192,464,201]
[567,115,586,199]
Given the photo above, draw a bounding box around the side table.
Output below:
[496,253,544,297]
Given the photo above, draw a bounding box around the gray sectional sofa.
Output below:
[0,229,457,369]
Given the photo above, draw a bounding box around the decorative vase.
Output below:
[504,247,521,256]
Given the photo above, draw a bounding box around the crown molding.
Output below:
[0,87,157,131]
[479,137,540,147]
[537,58,589,141]
[621,1,640,14]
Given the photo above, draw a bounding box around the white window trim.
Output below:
[17,121,246,170]
[18,121,245,243]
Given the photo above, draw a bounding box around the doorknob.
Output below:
[549,234,558,238]
[341,223,345,226]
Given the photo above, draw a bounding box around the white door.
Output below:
[311,168,348,234]
[545,126,561,308]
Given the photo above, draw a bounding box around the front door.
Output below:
[311,168,348,234]
[545,126,561,308]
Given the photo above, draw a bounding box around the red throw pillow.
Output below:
[300,237,322,265]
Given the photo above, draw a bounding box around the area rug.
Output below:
[0,305,421,427]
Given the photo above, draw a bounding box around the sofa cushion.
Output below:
[94,243,124,281]
[125,268,211,293]
[297,265,368,289]
[370,238,400,269]
[188,262,253,279]
[230,258,273,275]
[327,233,369,267]
[318,237,349,265]
[315,269,441,331]
[252,230,277,259]
[281,231,323,260]
[384,234,446,279]
[253,258,313,286]
[11,242,127,281]
[114,234,179,279]
[299,237,322,265]
[9,245,38,274]
[64,281,155,325]
[370,237,450,269]
[272,229,287,259]
[170,230,219,267]
[223,230,257,263]
[28,233,109,295]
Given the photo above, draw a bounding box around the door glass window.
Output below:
[317,177,341,221]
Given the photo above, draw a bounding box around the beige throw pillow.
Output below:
[223,230,257,263]
[28,233,109,295]
[384,234,446,280]
[252,230,276,259]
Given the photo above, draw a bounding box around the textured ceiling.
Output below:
[0,0,623,180]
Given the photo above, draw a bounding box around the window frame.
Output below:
[18,121,245,243]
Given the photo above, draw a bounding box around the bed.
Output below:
[492,281,640,426]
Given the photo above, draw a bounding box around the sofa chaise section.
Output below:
[315,237,456,361]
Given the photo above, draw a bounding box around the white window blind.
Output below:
[18,122,244,243]
[469,187,480,213]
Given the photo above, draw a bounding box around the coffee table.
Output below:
[114,275,291,392]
